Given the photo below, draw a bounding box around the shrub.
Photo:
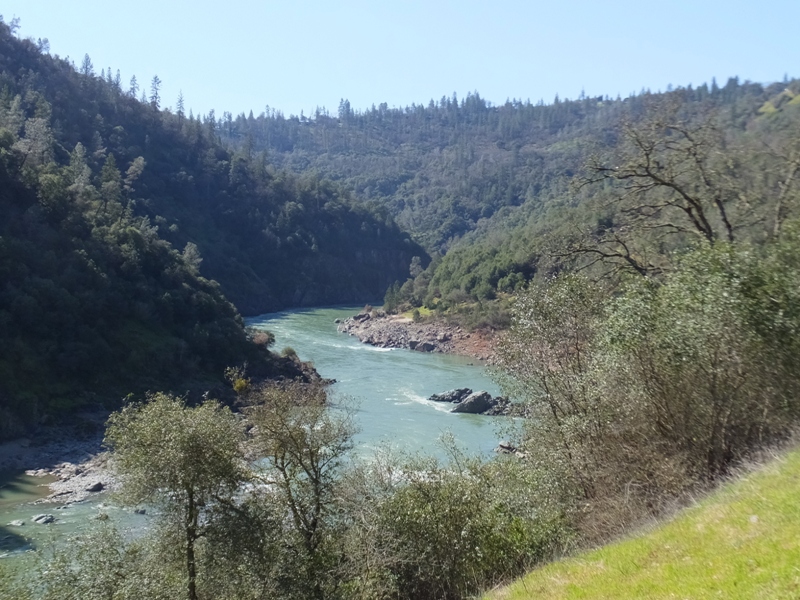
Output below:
[495,241,800,541]
[339,449,571,600]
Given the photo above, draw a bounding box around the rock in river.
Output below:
[451,391,496,414]
[429,388,472,404]
[427,389,511,415]
[32,514,56,525]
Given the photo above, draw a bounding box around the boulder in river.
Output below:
[483,397,512,416]
[428,389,511,415]
[429,388,472,404]
[410,340,436,352]
[8,520,25,527]
[451,391,495,414]
[32,514,55,525]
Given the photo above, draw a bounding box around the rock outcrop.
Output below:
[428,388,511,416]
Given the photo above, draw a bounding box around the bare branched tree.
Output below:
[565,93,800,277]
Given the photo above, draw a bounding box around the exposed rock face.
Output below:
[427,388,511,416]
[337,312,496,361]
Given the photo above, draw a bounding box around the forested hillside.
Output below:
[217,78,800,312]
[0,21,423,315]
[0,19,422,437]
[4,13,800,600]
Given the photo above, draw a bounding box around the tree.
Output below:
[182,241,203,274]
[571,94,787,276]
[13,117,54,168]
[99,153,122,210]
[150,75,161,109]
[495,274,609,502]
[128,75,139,98]
[586,104,739,244]
[105,393,247,600]
[409,255,424,278]
[80,53,94,77]
[247,382,356,600]
[177,90,185,122]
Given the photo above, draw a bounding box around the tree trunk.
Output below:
[186,488,198,600]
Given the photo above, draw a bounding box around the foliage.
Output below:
[104,393,247,600]
[0,18,419,434]
[495,237,800,541]
[5,385,573,600]
[247,382,356,600]
[339,447,571,600]
[217,73,800,307]
[0,20,425,315]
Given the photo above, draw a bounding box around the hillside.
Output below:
[217,79,800,312]
[485,446,800,599]
[0,20,423,438]
[0,23,424,316]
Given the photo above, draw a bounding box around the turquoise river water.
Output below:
[1,306,506,557]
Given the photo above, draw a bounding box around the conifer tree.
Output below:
[150,75,162,109]
[128,75,138,97]
[80,53,94,77]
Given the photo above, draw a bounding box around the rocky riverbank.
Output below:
[337,310,497,362]
[0,413,115,506]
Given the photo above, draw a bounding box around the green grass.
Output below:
[485,448,800,599]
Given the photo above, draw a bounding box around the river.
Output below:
[1,306,506,557]
[246,306,505,458]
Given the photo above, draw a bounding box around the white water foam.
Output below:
[397,388,454,413]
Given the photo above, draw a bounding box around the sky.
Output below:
[3,1,799,119]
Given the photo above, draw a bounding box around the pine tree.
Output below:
[177,90,185,121]
[80,54,94,77]
[129,75,139,98]
[150,75,162,109]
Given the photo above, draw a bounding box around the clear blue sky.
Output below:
[3,1,798,118]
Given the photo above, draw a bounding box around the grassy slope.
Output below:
[486,448,800,600]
